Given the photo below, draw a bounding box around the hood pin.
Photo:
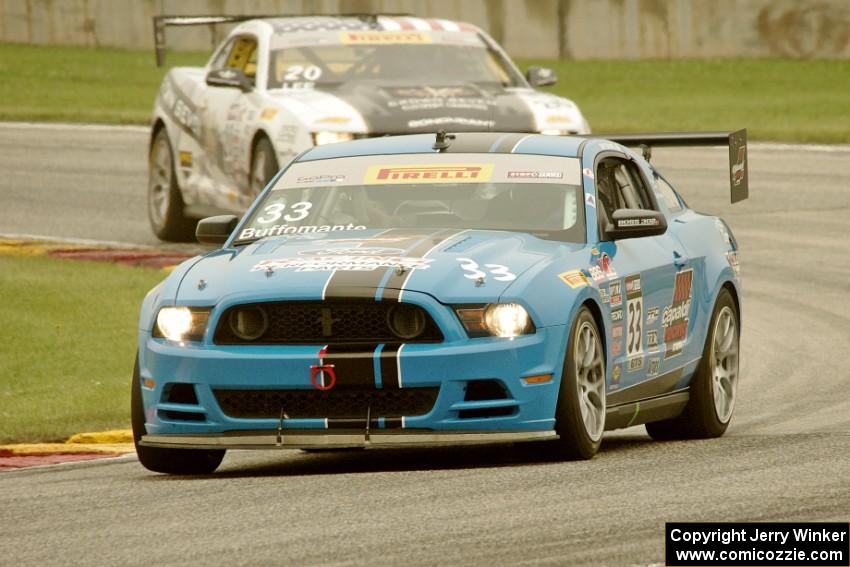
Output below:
[395,265,407,276]
[474,276,486,287]
[197,279,207,290]
[265,266,275,277]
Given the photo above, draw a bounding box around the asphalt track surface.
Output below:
[1,123,849,566]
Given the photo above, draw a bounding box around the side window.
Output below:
[654,174,684,213]
[596,158,657,239]
[210,35,258,80]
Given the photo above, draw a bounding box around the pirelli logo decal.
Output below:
[340,31,432,44]
[364,164,494,184]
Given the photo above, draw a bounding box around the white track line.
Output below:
[0,121,148,133]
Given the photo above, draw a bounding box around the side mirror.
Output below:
[196,215,239,245]
[525,66,557,87]
[606,209,667,240]
[205,68,253,92]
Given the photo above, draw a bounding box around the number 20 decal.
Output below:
[256,202,312,224]
[456,258,516,282]
[283,65,322,82]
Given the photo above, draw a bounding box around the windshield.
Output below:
[267,44,522,90]
[235,154,586,245]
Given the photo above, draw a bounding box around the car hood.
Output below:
[266,82,588,135]
[177,229,584,305]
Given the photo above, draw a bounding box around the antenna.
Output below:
[432,129,456,151]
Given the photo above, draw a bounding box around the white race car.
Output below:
[148,14,591,240]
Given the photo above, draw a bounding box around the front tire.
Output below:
[646,288,739,440]
[147,128,197,242]
[249,136,279,197]
[553,307,606,460]
[132,355,225,475]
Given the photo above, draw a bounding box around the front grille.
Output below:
[214,300,443,345]
[214,387,439,419]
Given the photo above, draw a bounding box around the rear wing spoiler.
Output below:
[153,13,411,67]
[599,129,749,203]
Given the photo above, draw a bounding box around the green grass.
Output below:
[0,255,165,443]
[0,42,847,142]
[0,43,207,124]
[526,58,850,144]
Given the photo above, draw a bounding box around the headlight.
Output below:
[455,303,534,338]
[154,307,210,342]
[228,305,268,341]
[311,131,355,146]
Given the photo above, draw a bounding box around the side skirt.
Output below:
[604,389,689,431]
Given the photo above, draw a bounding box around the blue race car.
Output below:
[133,130,748,474]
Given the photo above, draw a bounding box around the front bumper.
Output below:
[138,302,568,439]
[141,429,557,450]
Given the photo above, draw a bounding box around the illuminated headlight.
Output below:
[455,303,534,338]
[539,129,570,136]
[154,307,210,342]
[311,131,355,146]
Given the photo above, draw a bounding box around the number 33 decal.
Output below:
[457,258,516,282]
[256,201,312,224]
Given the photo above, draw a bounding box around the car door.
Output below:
[197,34,260,211]
[593,156,687,403]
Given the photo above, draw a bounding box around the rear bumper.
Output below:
[140,429,557,450]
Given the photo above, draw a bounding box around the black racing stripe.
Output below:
[321,344,376,389]
[322,228,437,299]
[379,229,458,302]
[379,344,402,390]
[606,368,684,406]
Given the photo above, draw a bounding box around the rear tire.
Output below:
[646,288,739,440]
[147,128,197,242]
[132,354,225,475]
[249,136,279,197]
[553,307,606,460]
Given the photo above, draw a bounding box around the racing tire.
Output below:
[249,136,279,197]
[147,128,197,242]
[131,354,225,475]
[553,306,606,460]
[645,288,739,440]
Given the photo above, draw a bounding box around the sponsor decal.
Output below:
[364,163,494,184]
[611,364,622,388]
[160,76,201,139]
[647,329,659,351]
[611,307,623,322]
[340,31,432,44]
[252,255,433,273]
[277,125,299,144]
[300,247,404,256]
[407,117,494,129]
[506,171,563,179]
[647,357,661,378]
[646,306,659,325]
[585,193,596,208]
[260,107,279,121]
[238,224,367,240]
[296,174,345,184]
[609,280,623,305]
[588,253,618,283]
[559,270,590,289]
[599,141,625,152]
[625,274,644,359]
[598,287,609,304]
[726,251,741,278]
[178,151,193,168]
[628,356,644,372]
[617,217,659,228]
[612,325,624,339]
[731,146,746,187]
[662,269,694,359]
[611,342,622,356]
[387,86,478,99]
[582,167,595,179]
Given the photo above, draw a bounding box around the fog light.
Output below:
[387,304,426,340]
[229,306,268,341]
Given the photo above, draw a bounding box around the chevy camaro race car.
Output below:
[133,129,748,475]
[148,14,590,241]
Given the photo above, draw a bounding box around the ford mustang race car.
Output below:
[133,129,748,474]
[148,14,590,241]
